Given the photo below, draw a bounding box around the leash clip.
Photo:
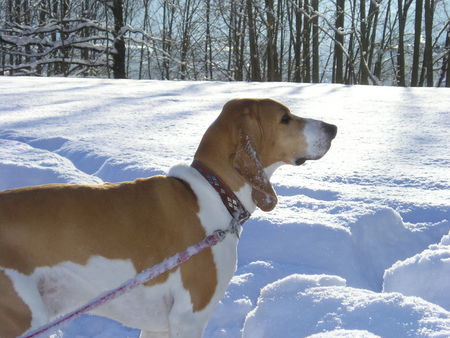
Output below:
[229,214,242,239]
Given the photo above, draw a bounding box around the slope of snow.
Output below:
[242,274,450,338]
[383,231,450,311]
[0,76,449,337]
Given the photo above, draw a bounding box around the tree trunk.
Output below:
[423,0,434,87]
[344,0,357,84]
[265,0,280,81]
[180,0,193,80]
[411,0,423,86]
[366,0,379,72]
[60,0,70,76]
[161,0,175,80]
[446,27,450,87]
[302,0,311,82]
[374,0,391,80]
[293,0,302,82]
[333,0,344,83]
[205,0,213,79]
[112,0,126,79]
[360,0,369,84]
[396,0,405,85]
[229,0,245,80]
[311,0,319,83]
[246,0,261,81]
[277,0,285,81]
[396,0,412,86]
[36,1,47,75]
[139,0,150,79]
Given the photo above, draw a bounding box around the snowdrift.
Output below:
[383,231,450,312]
[0,77,448,337]
[242,274,450,338]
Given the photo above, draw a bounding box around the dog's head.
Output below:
[196,98,337,212]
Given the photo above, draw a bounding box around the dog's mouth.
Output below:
[295,158,307,166]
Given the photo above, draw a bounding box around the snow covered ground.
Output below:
[0,76,449,337]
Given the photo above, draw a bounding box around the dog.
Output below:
[0,98,337,337]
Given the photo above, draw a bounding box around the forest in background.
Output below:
[0,0,449,86]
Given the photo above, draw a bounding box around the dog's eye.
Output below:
[281,114,291,124]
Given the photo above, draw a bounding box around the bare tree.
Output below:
[293,0,302,82]
[302,0,311,82]
[396,0,413,86]
[410,0,423,86]
[265,0,280,81]
[246,0,261,81]
[444,26,450,87]
[0,0,448,85]
[139,0,150,79]
[422,0,435,86]
[333,0,345,83]
[311,0,319,83]
[360,0,369,84]
[204,0,213,79]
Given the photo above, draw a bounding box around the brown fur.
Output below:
[0,270,32,337]
[0,177,217,333]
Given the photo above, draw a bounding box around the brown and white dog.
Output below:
[0,98,337,337]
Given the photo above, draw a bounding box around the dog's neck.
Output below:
[191,159,251,225]
[191,159,283,217]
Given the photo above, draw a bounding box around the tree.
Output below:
[411,0,423,87]
[265,0,280,81]
[302,0,311,82]
[224,0,246,80]
[396,0,413,86]
[246,0,261,81]
[445,26,450,87]
[138,0,150,79]
[111,0,126,78]
[422,0,435,87]
[333,0,345,83]
[0,0,448,85]
[204,0,213,79]
[360,0,369,84]
[293,0,302,82]
[311,0,319,83]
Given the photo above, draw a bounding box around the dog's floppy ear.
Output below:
[232,110,277,212]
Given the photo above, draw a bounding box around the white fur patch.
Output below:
[1,267,48,328]
[168,165,241,331]
[5,257,176,333]
[304,118,331,159]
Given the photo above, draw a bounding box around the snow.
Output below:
[0,76,449,337]
[242,275,450,338]
[383,230,450,312]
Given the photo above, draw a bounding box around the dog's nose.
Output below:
[322,122,337,139]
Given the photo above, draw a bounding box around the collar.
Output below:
[191,159,251,228]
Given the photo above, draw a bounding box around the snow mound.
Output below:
[242,274,450,338]
[350,208,450,290]
[62,314,139,337]
[0,139,101,190]
[306,329,381,338]
[383,230,450,311]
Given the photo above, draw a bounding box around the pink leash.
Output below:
[21,230,227,338]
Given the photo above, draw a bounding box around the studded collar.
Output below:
[191,159,251,227]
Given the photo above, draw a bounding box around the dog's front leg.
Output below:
[139,330,170,338]
[168,308,210,338]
